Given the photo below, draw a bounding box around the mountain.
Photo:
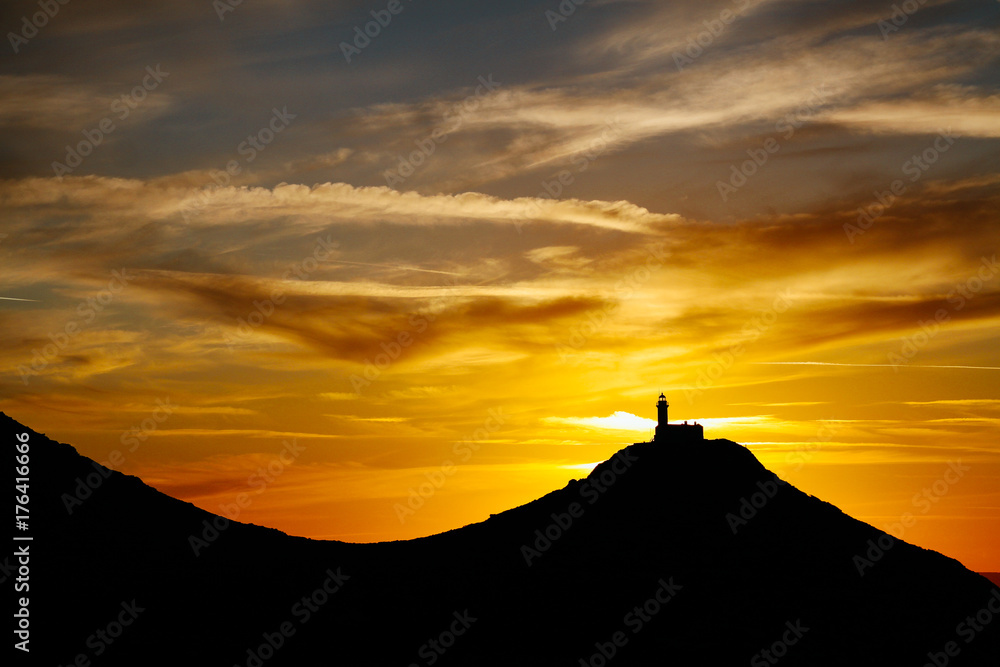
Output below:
[5,411,999,666]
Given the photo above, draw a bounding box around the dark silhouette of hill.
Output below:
[4,411,999,666]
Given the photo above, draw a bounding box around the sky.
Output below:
[1,0,998,570]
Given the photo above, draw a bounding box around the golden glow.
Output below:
[1,174,995,569]
[1,0,998,573]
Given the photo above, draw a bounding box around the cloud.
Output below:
[753,362,1000,371]
[3,170,996,399]
[0,176,676,235]
[546,411,657,431]
[320,392,360,401]
[902,399,1000,406]
[731,401,828,407]
[823,85,1000,138]
[0,72,175,151]
[121,266,617,365]
[284,147,354,169]
[333,16,999,193]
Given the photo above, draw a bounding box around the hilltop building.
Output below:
[642,393,703,444]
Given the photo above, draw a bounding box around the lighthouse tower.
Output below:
[656,393,668,433]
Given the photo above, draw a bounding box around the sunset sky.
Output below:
[1,0,998,571]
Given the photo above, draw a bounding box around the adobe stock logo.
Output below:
[7,0,70,54]
[521,451,638,566]
[18,268,136,385]
[843,129,958,243]
[724,474,787,535]
[339,0,415,63]
[52,66,170,178]
[545,0,588,31]
[751,619,809,666]
[853,460,970,577]
[578,578,683,666]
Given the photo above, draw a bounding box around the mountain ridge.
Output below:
[4,411,998,666]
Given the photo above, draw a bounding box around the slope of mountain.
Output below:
[4,411,998,666]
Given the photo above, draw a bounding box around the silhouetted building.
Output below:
[647,393,703,444]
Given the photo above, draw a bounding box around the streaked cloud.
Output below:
[754,362,1000,371]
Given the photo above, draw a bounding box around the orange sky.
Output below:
[1,0,998,571]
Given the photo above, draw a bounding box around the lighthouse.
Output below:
[656,393,668,430]
[649,392,704,444]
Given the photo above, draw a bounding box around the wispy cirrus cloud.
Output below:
[754,362,1000,371]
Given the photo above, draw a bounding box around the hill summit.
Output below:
[4,411,998,666]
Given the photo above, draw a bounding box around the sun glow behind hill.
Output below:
[545,411,657,432]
